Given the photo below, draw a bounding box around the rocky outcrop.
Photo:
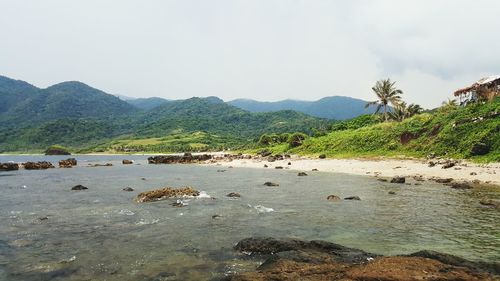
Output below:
[390,176,405,183]
[122,159,134,164]
[23,161,54,170]
[136,187,199,202]
[0,162,19,171]
[226,237,499,281]
[59,158,77,168]
[148,154,212,164]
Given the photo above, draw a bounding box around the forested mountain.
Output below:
[126,97,170,110]
[229,96,378,120]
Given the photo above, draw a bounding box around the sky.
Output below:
[1,0,499,108]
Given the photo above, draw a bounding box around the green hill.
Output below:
[258,98,500,162]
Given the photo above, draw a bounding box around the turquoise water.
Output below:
[0,155,499,280]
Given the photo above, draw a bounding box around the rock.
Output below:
[470,172,477,175]
[428,161,436,167]
[71,184,88,190]
[267,156,276,162]
[212,214,222,219]
[388,191,396,195]
[312,168,318,171]
[88,163,113,167]
[23,161,55,170]
[45,147,70,155]
[297,172,308,176]
[446,182,473,189]
[442,162,456,169]
[227,192,241,198]
[377,178,388,182]
[0,162,19,171]
[471,142,490,156]
[122,159,133,164]
[390,176,405,183]
[434,178,454,183]
[344,196,361,200]
[479,199,500,208]
[287,162,292,165]
[413,175,425,181]
[58,158,77,168]
[264,182,279,187]
[147,154,212,164]
[259,150,272,157]
[228,237,499,281]
[326,195,341,201]
[136,187,199,202]
[318,154,326,159]
[122,187,134,192]
[263,164,268,168]
[217,169,226,172]
[275,166,283,169]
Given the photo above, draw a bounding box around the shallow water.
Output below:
[0,155,499,281]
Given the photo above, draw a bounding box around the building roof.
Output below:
[454,75,500,96]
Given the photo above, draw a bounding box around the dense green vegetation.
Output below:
[256,98,500,162]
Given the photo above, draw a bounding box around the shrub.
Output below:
[288,133,308,148]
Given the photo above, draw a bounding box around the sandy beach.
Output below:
[208,156,500,186]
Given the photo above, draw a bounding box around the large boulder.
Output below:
[59,158,77,168]
[136,187,199,202]
[23,161,54,170]
[390,176,405,183]
[0,162,19,171]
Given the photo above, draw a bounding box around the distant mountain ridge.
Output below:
[228,96,377,120]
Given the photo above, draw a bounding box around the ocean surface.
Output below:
[0,155,499,281]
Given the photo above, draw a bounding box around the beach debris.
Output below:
[297,172,308,176]
[263,182,279,187]
[23,161,54,170]
[136,186,199,202]
[390,176,405,184]
[327,195,341,201]
[122,187,134,192]
[0,162,20,171]
[71,184,88,190]
[59,158,77,168]
[227,192,241,198]
[122,159,134,164]
[344,196,361,200]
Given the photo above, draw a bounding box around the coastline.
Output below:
[206,156,500,186]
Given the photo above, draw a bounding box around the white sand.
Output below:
[208,157,500,185]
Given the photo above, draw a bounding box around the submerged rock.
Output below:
[122,159,134,164]
[88,163,113,167]
[390,176,405,183]
[479,199,500,209]
[136,187,200,202]
[344,196,361,201]
[59,158,77,168]
[297,172,308,176]
[275,166,283,169]
[0,162,19,171]
[446,182,473,189]
[227,192,241,198]
[377,178,388,182]
[264,182,279,187]
[388,191,396,195]
[71,185,88,190]
[434,178,454,184]
[23,161,54,170]
[122,187,134,192]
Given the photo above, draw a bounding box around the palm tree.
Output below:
[365,79,403,121]
[439,98,458,112]
[389,102,423,121]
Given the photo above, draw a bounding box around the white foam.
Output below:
[136,218,159,225]
[118,209,135,216]
[254,205,274,213]
[196,191,212,199]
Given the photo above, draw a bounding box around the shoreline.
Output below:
[206,156,500,186]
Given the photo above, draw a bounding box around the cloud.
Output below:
[0,0,499,108]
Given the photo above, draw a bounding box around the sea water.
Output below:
[0,155,499,280]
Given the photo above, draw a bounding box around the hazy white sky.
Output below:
[1,0,499,108]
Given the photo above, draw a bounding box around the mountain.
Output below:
[126,97,170,110]
[228,96,378,120]
[0,75,40,114]
[0,80,138,125]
